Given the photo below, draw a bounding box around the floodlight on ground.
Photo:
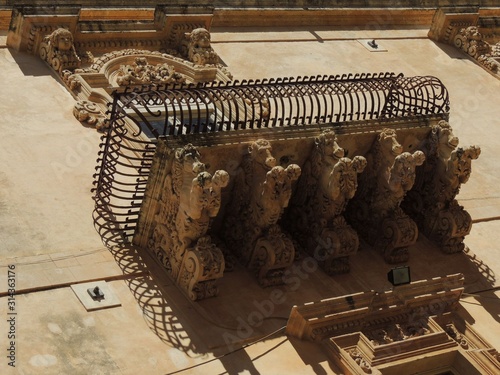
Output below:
[387,266,411,286]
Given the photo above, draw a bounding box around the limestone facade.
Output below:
[428,7,500,77]
[2,3,484,304]
[1,4,497,373]
[286,274,500,375]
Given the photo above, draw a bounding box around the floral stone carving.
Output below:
[403,120,480,254]
[149,144,228,300]
[347,129,425,263]
[39,28,81,73]
[116,57,186,86]
[73,101,107,131]
[183,28,219,66]
[454,26,500,73]
[286,130,366,274]
[223,139,301,286]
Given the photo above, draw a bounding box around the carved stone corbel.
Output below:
[454,26,500,73]
[286,130,366,274]
[183,28,219,66]
[403,121,480,253]
[73,100,107,131]
[39,28,81,73]
[347,129,424,263]
[223,139,301,286]
[149,144,228,299]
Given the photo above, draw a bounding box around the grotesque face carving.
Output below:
[188,28,212,49]
[449,146,481,184]
[249,139,277,169]
[51,28,74,51]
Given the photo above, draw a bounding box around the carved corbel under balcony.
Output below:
[73,100,107,131]
[403,120,481,254]
[148,144,229,300]
[347,129,424,263]
[285,130,366,275]
[39,28,81,74]
[223,139,301,286]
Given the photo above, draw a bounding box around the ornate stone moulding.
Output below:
[286,274,500,374]
[428,7,500,77]
[95,75,479,299]
[131,118,478,297]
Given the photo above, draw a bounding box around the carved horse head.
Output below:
[389,151,426,194]
[429,120,459,160]
[375,128,403,161]
[447,146,481,184]
[248,139,277,170]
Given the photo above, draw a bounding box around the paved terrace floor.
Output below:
[0,28,499,374]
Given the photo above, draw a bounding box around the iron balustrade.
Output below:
[92,72,450,239]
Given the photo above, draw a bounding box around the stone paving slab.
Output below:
[0,248,124,295]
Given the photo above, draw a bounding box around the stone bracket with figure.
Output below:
[402,120,481,254]
[346,128,426,263]
[141,142,229,300]
[285,129,367,275]
[133,120,480,299]
[222,139,301,287]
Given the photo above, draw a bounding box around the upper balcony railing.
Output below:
[109,72,450,139]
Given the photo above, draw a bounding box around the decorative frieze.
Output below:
[115,56,186,86]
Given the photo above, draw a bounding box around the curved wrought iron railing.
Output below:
[111,72,449,138]
[92,72,450,239]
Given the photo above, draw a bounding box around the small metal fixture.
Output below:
[368,39,378,49]
[387,266,411,286]
[87,286,105,301]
